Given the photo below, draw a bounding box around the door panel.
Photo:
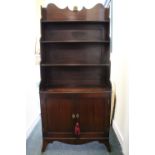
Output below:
[45,94,74,132]
[76,95,110,132]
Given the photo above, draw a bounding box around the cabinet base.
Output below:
[102,140,111,152]
[41,138,111,152]
[41,139,49,152]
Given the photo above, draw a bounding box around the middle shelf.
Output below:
[41,40,110,44]
[40,64,110,67]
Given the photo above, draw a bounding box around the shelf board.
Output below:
[40,64,110,67]
[40,86,111,93]
[41,40,110,44]
[41,20,109,24]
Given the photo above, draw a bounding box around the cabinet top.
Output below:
[41,3,109,21]
[40,86,112,93]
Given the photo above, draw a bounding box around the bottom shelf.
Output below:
[40,87,111,93]
[40,81,111,93]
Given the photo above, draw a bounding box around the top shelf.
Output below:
[41,20,109,24]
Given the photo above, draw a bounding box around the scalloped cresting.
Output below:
[41,3,109,21]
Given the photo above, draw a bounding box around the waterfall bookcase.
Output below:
[39,3,112,152]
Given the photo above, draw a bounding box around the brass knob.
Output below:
[76,113,79,118]
[72,114,75,119]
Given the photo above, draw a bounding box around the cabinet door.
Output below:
[45,94,74,133]
[76,93,111,134]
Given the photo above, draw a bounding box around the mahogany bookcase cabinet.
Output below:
[39,3,112,152]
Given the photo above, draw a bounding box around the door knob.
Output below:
[72,114,75,119]
[76,113,79,118]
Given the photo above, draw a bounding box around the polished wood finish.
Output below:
[41,23,109,41]
[40,66,110,88]
[41,44,110,64]
[40,3,111,152]
[41,4,109,21]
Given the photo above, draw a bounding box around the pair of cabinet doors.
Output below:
[40,92,111,139]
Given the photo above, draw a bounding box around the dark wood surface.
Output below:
[40,87,111,94]
[41,3,109,21]
[41,43,110,64]
[40,92,111,152]
[40,66,110,88]
[39,3,111,152]
[41,23,109,41]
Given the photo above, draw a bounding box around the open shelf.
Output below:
[41,20,109,24]
[40,67,110,88]
[41,40,110,43]
[41,63,110,66]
